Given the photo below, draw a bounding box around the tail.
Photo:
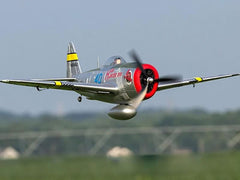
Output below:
[66,42,82,78]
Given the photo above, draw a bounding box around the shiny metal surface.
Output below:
[67,42,82,77]
[1,42,239,120]
[108,105,137,120]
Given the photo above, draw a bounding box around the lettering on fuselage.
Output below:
[94,73,103,84]
[105,69,123,81]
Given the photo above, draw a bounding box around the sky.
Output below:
[0,0,239,115]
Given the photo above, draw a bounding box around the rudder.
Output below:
[67,42,82,78]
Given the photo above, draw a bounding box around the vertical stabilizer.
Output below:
[67,42,82,78]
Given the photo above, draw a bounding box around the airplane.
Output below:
[0,42,239,120]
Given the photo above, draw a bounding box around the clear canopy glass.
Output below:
[102,56,127,67]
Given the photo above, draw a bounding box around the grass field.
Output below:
[0,152,240,180]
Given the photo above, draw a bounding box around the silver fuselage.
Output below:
[74,63,139,104]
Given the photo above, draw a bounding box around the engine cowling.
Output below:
[133,64,159,99]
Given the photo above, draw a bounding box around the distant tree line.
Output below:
[0,108,240,155]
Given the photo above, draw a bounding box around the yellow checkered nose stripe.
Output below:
[67,53,78,61]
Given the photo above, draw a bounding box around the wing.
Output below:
[31,78,77,82]
[0,79,119,94]
[157,73,240,91]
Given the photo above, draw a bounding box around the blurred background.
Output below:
[0,0,240,179]
[0,0,239,115]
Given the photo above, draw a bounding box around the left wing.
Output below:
[31,78,77,82]
[0,79,119,94]
[157,73,240,91]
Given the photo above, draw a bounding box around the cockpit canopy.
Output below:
[102,56,127,67]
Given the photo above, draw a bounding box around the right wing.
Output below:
[157,73,240,91]
[0,79,119,94]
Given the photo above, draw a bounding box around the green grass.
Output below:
[1,152,240,180]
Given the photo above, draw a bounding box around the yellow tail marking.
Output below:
[195,77,203,82]
[67,53,78,61]
[55,81,62,86]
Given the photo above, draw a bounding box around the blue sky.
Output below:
[0,0,239,115]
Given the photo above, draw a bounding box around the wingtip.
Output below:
[233,73,240,76]
[1,79,10,83]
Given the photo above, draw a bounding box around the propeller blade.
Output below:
[129,80,149,108]
[154,75,182,83]
[129,50,147,78]
[129,50,182,84]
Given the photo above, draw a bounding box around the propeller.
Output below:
[129,50,147,78]
[129,50,182,83]
[154,75,182,83]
